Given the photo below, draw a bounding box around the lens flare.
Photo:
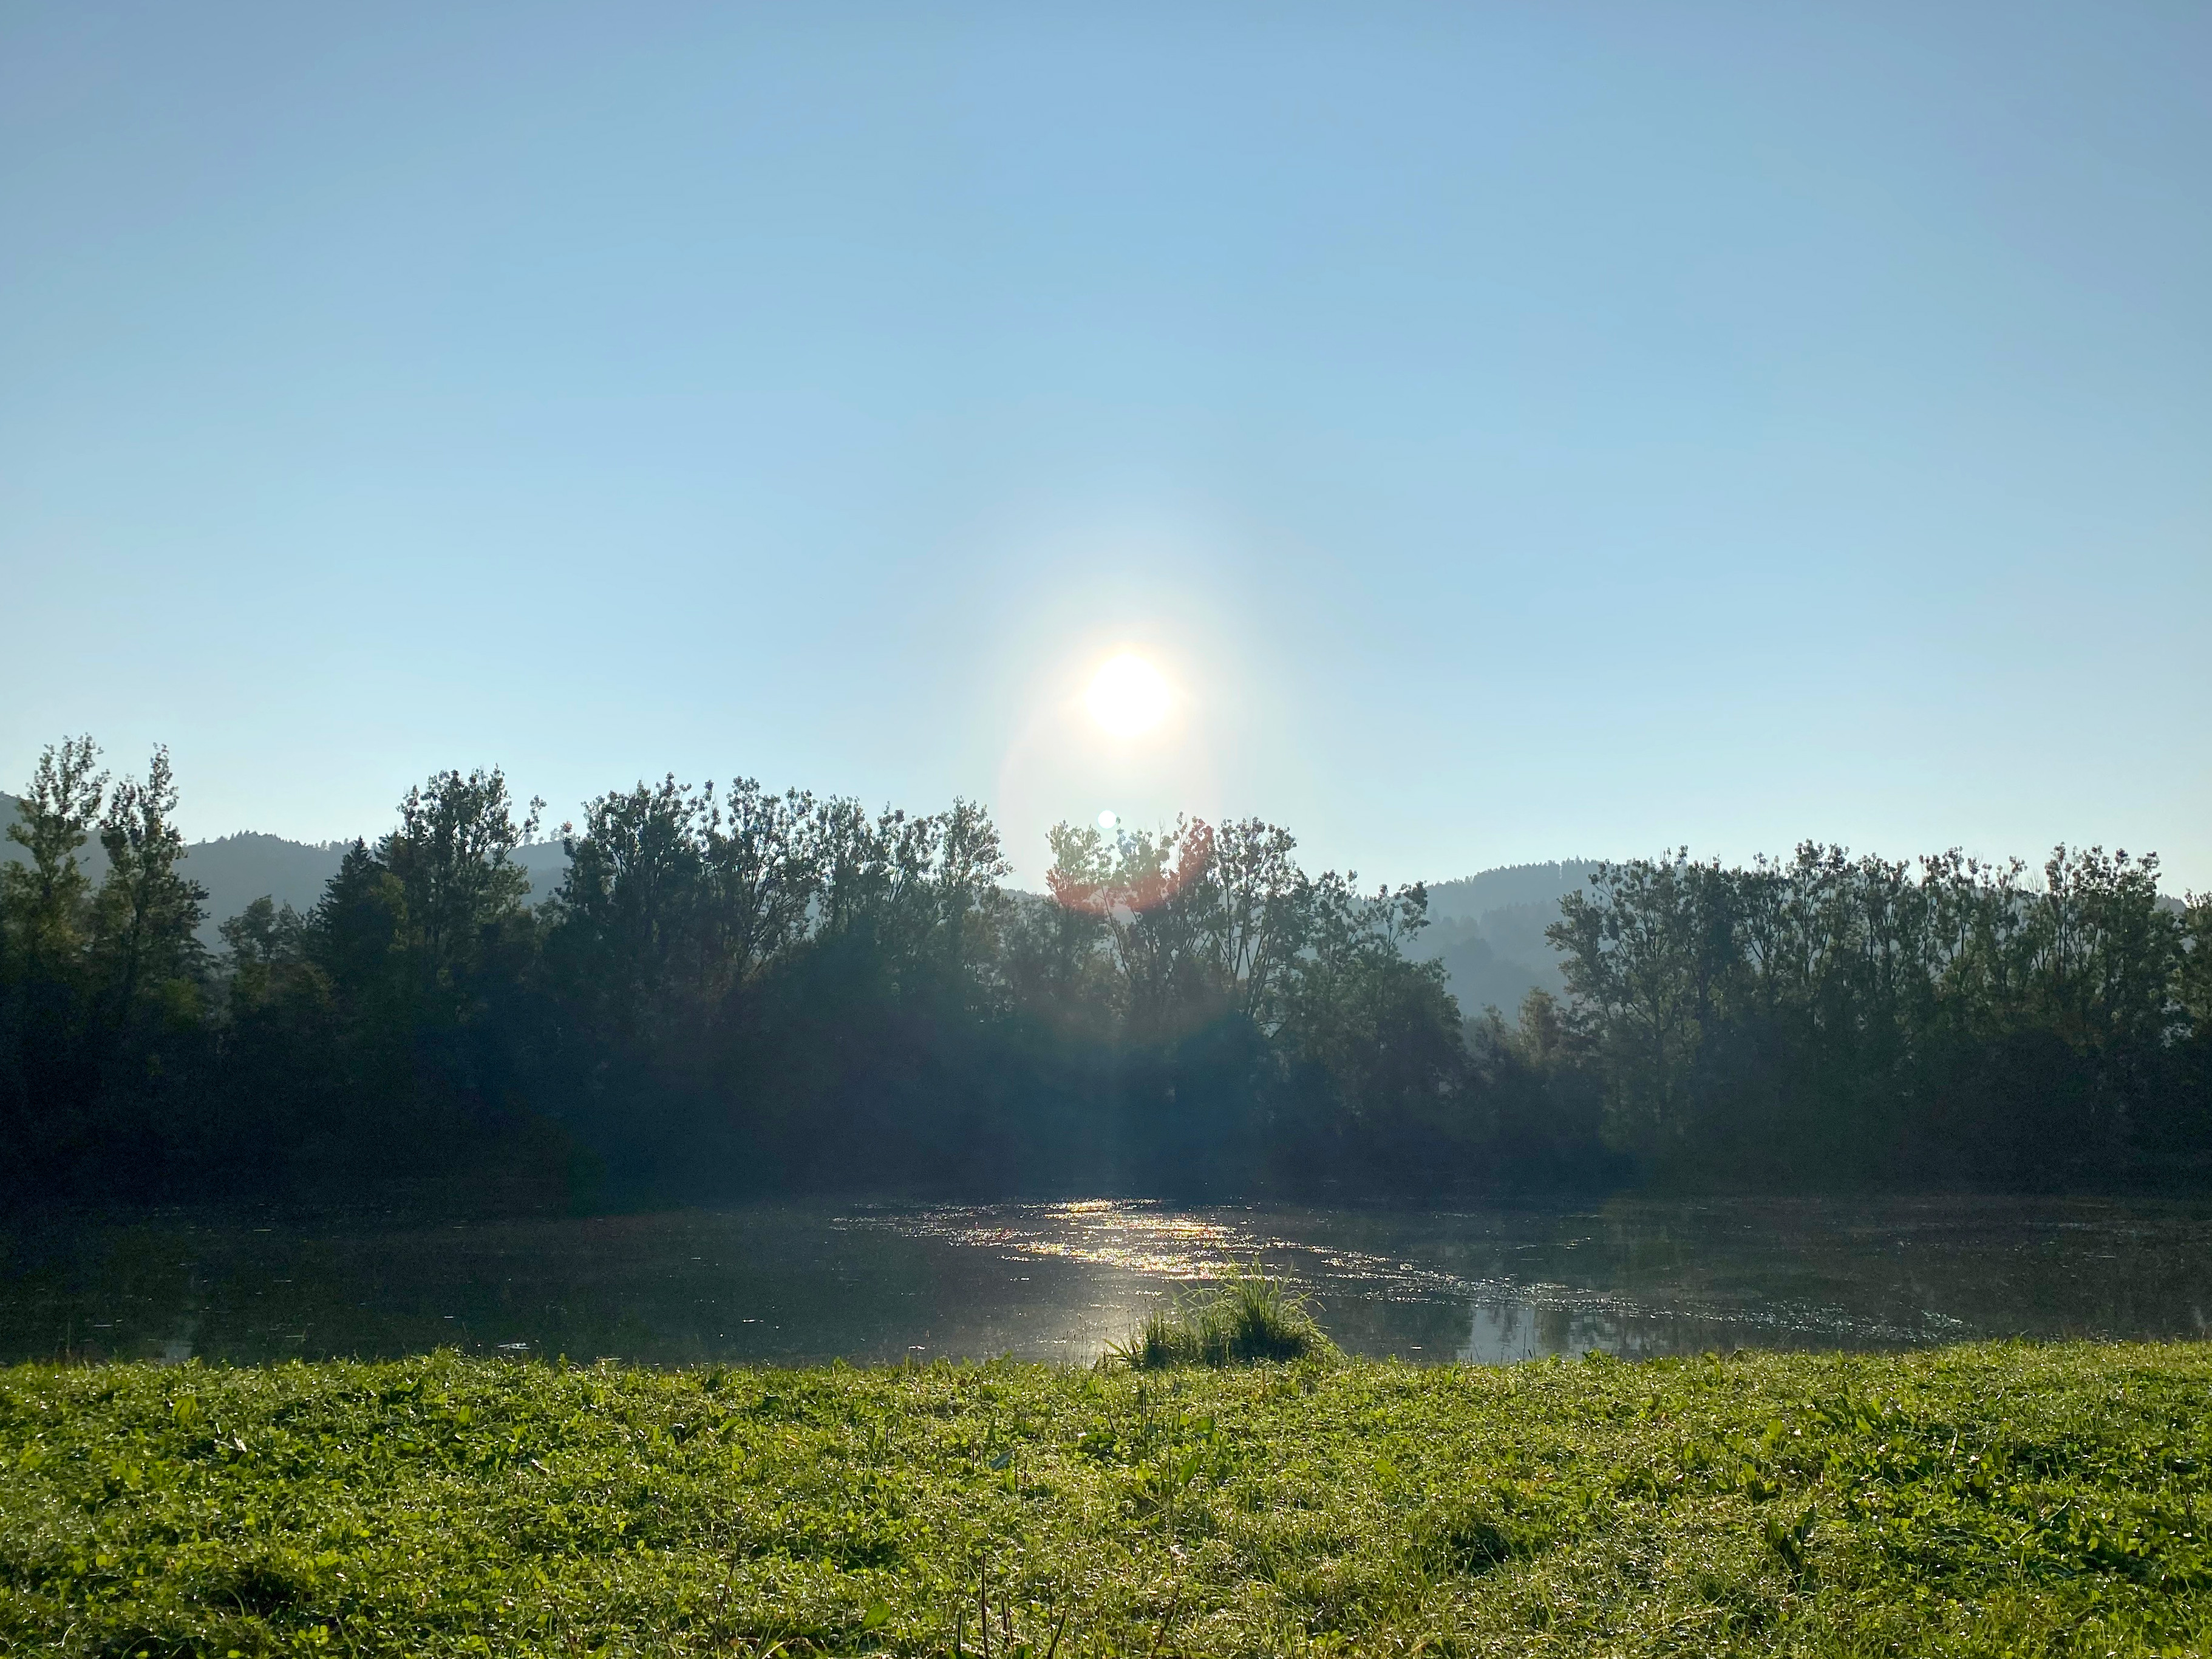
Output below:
[1084,653,1171,737]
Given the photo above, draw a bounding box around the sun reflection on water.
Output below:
[845,1199,1984,1363]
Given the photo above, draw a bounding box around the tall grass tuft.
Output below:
[1105,1267,1338,1369]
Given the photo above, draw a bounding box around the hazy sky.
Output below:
[5,4,2207,888]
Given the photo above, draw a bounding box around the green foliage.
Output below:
[3,1343,2211,1655]
[91,744,208,1024]
[1,735,107,979]
[379,766,542,996]
[217,895,309,1005]
[1105,1270,1339,1369]
[1548,843,2204,1186]
[0,741,219,1189]
[5,731,2210,1204]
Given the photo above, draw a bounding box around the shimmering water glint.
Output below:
[4,1195,2209,1368]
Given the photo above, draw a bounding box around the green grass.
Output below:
[1105,1272,1338,1370]
[5,1343,2212,1656]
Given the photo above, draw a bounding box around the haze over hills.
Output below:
[1411,863,1600,1017]
[0,793,570,948]
[1,792,1582,1017]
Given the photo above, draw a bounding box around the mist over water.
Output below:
[7,1197,2208,1370]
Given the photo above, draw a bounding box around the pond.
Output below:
[4,1196,2209,1369]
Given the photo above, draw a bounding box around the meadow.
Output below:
[4,1340,2210,1657]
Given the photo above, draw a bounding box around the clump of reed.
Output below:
[1104,1267,1338,1369]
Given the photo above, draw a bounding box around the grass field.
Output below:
[4,1341,2210,1656]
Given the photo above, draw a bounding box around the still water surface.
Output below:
[4,1197,2209,1368]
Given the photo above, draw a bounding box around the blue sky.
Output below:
[4,3,2207,889]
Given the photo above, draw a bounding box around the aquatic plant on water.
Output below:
[1104,1266,1338,1369]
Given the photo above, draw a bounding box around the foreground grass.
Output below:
[4,1344,2211,1656]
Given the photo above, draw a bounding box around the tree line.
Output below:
[1546,845,2212,1187]
[2,737,2207,1204]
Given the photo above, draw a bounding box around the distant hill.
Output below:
[174,832,352,934]
[1,792,569,948]
[1410,862,1599,1020]
[1423,861,1599,923]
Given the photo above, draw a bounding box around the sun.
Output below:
[1084,653,1172,737]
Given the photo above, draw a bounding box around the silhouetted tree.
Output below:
[4,732,2206,1205]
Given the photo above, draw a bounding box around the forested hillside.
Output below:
[1408,864,1601,1016]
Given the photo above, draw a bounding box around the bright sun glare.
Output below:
[1084,653,1172,737]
